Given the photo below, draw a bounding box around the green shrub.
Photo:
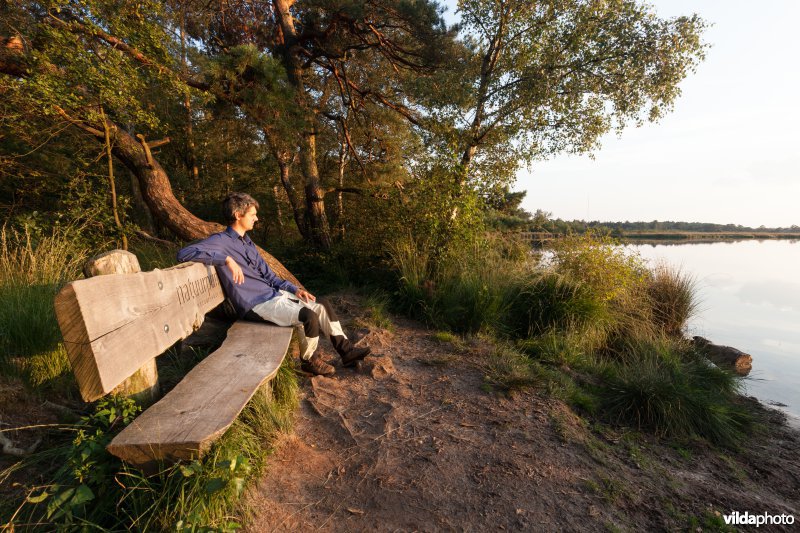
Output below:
[505,271,610,339]
[550,231,648,304]
[597,336,752,445]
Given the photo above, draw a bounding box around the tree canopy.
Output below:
[1,0,707,252]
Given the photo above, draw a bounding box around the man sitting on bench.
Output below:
[177,192,370,376]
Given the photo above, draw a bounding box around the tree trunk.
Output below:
[300,134,332,248]
[179,8,200,191]
[101,108,128,250]
[60,115,299,285]
[272,185,285,244]
[129,169,157,235]
[106,125,300,285]
[276,154,309,241]
[272,0,332,250]
[336,138,346,239]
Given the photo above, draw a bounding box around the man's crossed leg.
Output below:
[245,291,370,375]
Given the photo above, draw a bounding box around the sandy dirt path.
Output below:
[245,298,800,532]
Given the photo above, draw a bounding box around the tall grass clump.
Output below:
[596,336,752,445]
[0,227,87,367]
[390,234,529,334]
[4,359,299,531]
[504,272,610,340]
[646,262,698,336]
[389,236,431,315]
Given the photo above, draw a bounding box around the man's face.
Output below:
[237,206,258,231]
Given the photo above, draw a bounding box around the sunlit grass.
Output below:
[0,227,87,376]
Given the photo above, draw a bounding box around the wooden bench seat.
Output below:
[107,321,292,467]
[54,250,293,469]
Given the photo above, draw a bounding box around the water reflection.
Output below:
[630,240,800,420]
[737,280,800,311]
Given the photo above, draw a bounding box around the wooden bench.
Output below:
[54,250,293,469]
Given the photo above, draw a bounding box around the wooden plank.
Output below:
[106,322,292,467]
[82,250,160,406]
[54,262,225,402]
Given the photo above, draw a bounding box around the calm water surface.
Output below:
[629,240,800,422]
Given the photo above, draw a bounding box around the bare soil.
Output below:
[245,294,800,532]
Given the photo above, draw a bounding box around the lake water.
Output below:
[629,240,800,423]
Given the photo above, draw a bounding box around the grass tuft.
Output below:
[646,262,698,336]
[597,337,754,445]
[483,344,538,393]
[363,291,394,330]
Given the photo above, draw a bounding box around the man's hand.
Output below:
[225,256,244,284]
[296,288,316,302]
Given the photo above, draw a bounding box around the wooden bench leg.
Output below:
[111,359,160,407]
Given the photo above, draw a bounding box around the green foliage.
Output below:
[596,337,753,445]
[440,0,707,189]
[550,232,649,304]
[17,396,141,527]
[6,359,298,531]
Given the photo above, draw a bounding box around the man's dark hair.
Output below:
[222,192,259,224]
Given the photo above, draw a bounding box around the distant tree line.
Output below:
[482,193,798,235]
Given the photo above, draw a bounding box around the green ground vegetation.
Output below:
[0,234,297,530]
[390,230,757,446]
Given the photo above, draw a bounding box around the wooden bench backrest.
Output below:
[54,262,225,402]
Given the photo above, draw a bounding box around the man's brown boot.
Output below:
[300,353,335,376]
[341,346,371,367]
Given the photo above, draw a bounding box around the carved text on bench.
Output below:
[176,272,219,307]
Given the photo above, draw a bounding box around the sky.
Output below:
[441,1,800,227]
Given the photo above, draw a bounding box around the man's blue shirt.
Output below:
[176,227,298,317]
